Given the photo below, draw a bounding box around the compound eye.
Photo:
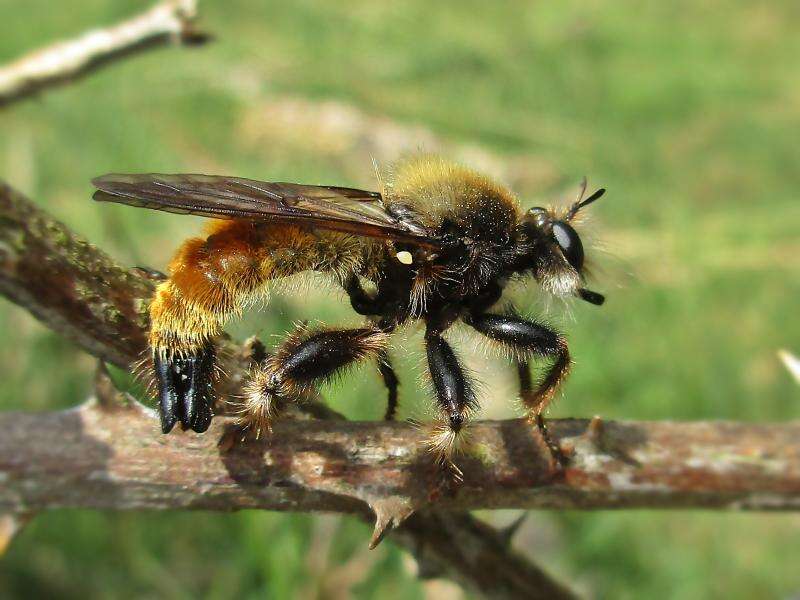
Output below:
[551,220,584,270]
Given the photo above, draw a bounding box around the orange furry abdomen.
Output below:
[149,219,372,354]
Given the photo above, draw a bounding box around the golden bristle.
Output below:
[424,415,473,466]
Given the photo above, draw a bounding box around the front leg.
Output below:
[516,359,567,466]
[464,312,571,465]
[424,327,477,465]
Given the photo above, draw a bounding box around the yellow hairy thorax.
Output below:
[385,155,521,237]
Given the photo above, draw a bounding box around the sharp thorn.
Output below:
[499,513,528,548]
[586,415,605,448]
[369,498,415,549]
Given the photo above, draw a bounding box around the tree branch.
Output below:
[779,349,800,384]
[0,182,152,367]
[3,404,799,515]
[0,0,207,106]
[0,181,579,599]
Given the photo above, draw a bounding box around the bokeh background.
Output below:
[1,1,799,598]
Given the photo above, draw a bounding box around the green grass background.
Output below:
[1,1,799,597]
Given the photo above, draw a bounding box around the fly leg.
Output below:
[464,312,571,467]
[424,326,476,474]
[344,275,400,420]
[240,325,389,436]
[377,350,400,420]
[516,359,568,467]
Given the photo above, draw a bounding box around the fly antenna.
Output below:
[566,177,606,221]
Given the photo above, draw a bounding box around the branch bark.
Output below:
[0,181,579,598]
[0,182,152,367]
[3,405,799,515]
[0,0,207,106]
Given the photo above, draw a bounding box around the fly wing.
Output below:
[92,173,438,246]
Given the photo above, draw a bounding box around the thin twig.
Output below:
[0,0,208,106]
[779,349,800,385]
[0,181,152,367]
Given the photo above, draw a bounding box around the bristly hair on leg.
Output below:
[423,410,475,473]
[237,324,390,437]
[532,413,568,469]
[238,359,293,439]
[236,324,309,436]
[236,325,317,437]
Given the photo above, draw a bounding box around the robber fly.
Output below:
[93,155,605,464]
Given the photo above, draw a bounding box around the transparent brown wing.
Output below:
[92,173,438,247]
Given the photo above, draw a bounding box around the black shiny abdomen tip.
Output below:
[154,345,215,434]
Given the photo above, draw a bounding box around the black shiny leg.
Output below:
[244,327,387,430]
[280,328,385,381]
[377,350,399,420]
[464,312,570,411]
[465,312,570,466]
[154,343,215,434]
[425,328,475,435]
[517,359,567,467]
[343,277,399,419]
[344,275,383,316]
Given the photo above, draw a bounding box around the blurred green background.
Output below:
[1,1,799,598]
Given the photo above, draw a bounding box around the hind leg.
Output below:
[240,325,389,436]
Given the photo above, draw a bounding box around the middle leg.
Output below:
[424,327,477,464]
[377,350,400,421]
[343,275,401,421]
